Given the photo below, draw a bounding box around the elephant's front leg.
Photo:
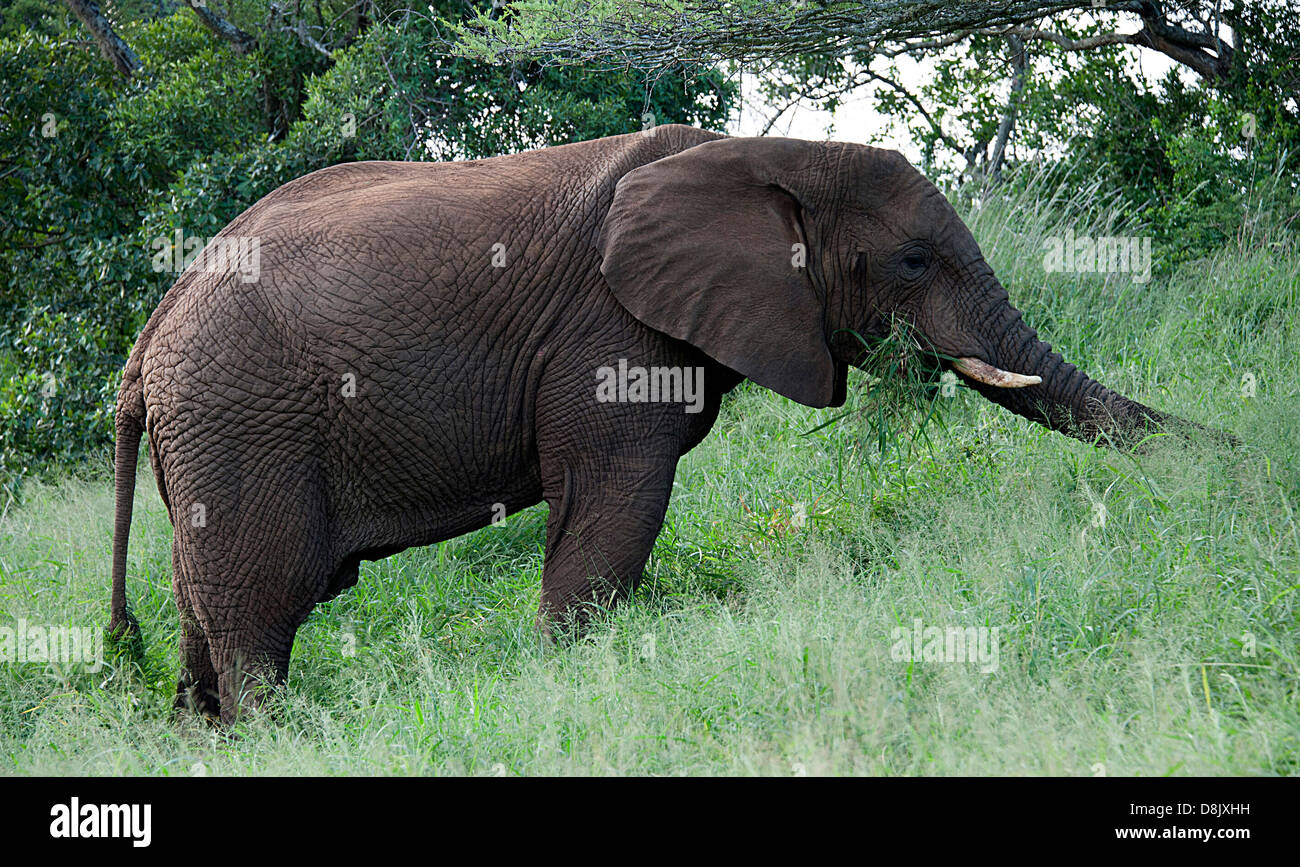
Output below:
[536,428,682,632]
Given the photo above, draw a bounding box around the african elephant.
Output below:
[108,124,1218,723]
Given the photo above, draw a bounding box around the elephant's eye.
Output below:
[900,246,931,277]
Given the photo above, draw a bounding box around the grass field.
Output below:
[1,175,1296,775]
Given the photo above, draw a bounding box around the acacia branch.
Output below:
[873,28,981,58]
[1130,12,1233,79]
[991,26,1142,52]
[457,0,1098,69]
[456,0,1238,83]
[995,12,1233,80]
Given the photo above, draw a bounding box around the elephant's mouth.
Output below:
[950,356,1042,389]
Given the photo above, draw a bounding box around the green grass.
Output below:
[1,174,1297,775]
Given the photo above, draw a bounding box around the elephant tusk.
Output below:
[952,357,1042,388]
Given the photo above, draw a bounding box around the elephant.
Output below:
[107,124,1223,723]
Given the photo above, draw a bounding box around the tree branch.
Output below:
[991,3,1234,81]
[860,65,966,157]
[456,0,1239,83]
[457,0,1098,69]
[184,0,257,55]
[269,1,335,58]
[987,34,1026,181]
[61,0,140,78]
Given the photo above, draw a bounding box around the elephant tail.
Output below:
[108,379,144,651]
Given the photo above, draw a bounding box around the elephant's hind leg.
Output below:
[173,581,220,720]
[175,476,334,726]
[201,560,326,725]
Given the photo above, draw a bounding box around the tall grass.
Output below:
[1,165,1296,775]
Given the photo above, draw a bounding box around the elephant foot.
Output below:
[174,673,222,723]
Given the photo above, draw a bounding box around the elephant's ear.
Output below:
[598,137,840,408]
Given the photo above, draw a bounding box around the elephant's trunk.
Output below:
[955,284,1172,449]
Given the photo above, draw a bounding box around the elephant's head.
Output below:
[599,134,1211,448]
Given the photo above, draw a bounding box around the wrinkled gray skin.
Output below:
[109,125,1211,723]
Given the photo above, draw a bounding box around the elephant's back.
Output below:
[130,126,729,371]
